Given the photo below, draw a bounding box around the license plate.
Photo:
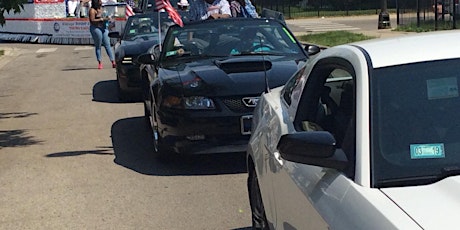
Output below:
[240,115,253,135]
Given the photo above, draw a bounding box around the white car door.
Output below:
[270,60,357,229]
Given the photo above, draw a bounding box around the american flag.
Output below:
[155,0,184,27]
[125,4,135,19]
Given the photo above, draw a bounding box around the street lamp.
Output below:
[378,0,391,29]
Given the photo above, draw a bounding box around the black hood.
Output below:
[160,55,305,96]
[119,38,160,56]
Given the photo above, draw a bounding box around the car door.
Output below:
[271,58,357,229]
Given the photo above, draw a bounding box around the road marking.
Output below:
[36,48,58,53]
[74,46,94,51]
[288,20,360,33]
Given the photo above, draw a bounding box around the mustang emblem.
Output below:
[242,97,260,107]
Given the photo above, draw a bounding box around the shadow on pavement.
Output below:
[0,112,42,149]
[46,147,114,157]
[111,116,248,176]
[92,80,122,103]
[92,80,141,103]
[0,129,43,149]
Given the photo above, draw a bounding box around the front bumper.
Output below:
[157,109,253,154]
[117,63,142,92]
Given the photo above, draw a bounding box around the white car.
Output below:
[247,30,460,230]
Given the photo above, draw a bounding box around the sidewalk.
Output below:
[0,47,21,69]
[286,14,416,39]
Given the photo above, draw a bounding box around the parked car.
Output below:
[136,18,320,155]
[109,12,173,101]
[247,30,460,229]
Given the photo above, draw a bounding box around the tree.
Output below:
[0,0,27,26]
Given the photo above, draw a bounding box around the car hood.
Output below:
[119,39,160,56]
[159,55,305,96]
[381,175,460,229]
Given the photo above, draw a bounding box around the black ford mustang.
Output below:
[137,18,320,155]
[109,12,172,101]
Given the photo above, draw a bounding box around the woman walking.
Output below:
[89,0,115,69]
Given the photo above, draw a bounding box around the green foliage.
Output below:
[298,31,376,47]
[0,50,4,56]
[0,0,27,26]
[394,20,454,32]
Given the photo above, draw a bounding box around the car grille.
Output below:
[221,97,254,113]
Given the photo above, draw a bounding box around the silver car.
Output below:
[247,30,460,229]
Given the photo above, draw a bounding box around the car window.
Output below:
[283,65,306,105]
[372,58,460,187]
[122,14,172,41]
[293,58,356,178]
[160,19,305,60]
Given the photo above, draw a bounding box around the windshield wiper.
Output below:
[376,166,460,188]
[376,176,439,188]
[233,51,284,56]
[441,166,460,177]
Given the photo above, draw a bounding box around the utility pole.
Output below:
[378,0,391,29]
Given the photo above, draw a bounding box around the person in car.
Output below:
[230,0,258,18]
[188,0,231,21]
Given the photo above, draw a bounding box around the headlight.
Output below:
[162,96,215,110]
[184,96,215,110]
[122,56,133,64]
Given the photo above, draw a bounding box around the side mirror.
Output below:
[277,131,347,170]
[303,43,322,56]
[108,31,121,39]
[136,53,157,65]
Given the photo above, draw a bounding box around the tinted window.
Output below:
[371,58,460,187]
[161,19,305,60]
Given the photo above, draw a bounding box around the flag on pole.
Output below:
[155,0,184,27]
[125,4,135,19]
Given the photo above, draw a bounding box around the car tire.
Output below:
[248,166,270,230]
[150,101,164,154]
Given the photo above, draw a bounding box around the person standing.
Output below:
[188,0,231,21]
[67,0,79,16]
[230,0,258,18]
[89,0,116,69]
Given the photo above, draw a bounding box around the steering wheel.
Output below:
[251,44,275,52]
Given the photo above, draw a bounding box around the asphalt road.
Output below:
[0,43,251,229]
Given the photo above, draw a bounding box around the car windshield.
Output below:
[160,19,305,60]
[122,13,173,41]
[371,58,460,188]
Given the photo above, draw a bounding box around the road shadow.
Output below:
[0,112,42,149]
[45,147,114,157]
[92,80,141,103]
[0,129,43,149]
[111,116,248,176]
[62,67,96,71]
[92,80,123,103]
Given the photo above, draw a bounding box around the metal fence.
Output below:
[253,0,460,30]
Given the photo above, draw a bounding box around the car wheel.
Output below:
[248,166,270,230]
[150,101,163,154]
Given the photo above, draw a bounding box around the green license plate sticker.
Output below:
[410,143,445,159]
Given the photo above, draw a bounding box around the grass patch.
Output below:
[0,50,4,56]
[394,20,453,32]
[298,31,376,47]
